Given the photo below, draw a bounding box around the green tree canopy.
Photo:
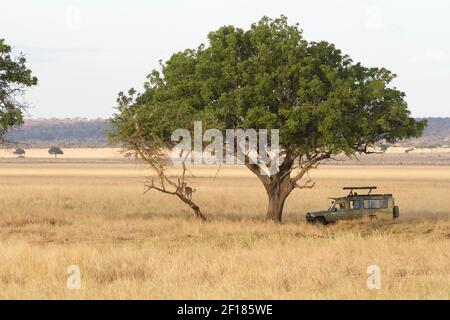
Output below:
[0,39,38,143]
[110,16,426,222]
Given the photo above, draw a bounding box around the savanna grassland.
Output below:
[0,149,449,299]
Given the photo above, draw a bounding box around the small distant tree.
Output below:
[48,146,64,158]
[13,148,25,158]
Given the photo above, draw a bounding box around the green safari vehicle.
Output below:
[306,187,399,225]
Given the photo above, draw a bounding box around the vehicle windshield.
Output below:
[328,201,336,211]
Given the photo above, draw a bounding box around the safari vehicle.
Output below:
[306,187,399,225]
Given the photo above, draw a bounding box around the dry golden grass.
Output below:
[0,161,449,299]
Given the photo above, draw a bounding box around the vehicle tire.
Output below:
[393,206,400,219]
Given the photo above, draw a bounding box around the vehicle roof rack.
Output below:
[343,186,377,195]
[343,186,377,190]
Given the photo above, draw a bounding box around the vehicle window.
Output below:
[363,199,388,209]
[338,202,346,210]
[328,202,335,211]
[350,200,361,210]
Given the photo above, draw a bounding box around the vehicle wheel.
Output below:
[393,206,400,219]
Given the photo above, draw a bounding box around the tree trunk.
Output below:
[264,174,293,223]
[245,158,296,223]
[245,154,324,222]
[178,194,207,221]
[266,193,287,222]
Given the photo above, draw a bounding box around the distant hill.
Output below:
[6,118,111,147]
[5,117,450,148]
[398,118,450,148]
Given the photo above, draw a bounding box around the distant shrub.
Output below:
[48,146,64,158]
[13,148,26,158]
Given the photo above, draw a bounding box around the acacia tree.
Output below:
[0,39,37,143]
[110,16,425,222]
[48,146,64,158]
[13,148,26,158]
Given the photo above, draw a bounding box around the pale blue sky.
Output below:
[1,0,449,118]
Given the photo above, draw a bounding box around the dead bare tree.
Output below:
[126,119,206,221]
[143,163,205,221]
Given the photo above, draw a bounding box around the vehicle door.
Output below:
[348,199,364,220]
[330,200,349,221]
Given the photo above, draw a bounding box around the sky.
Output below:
[1,0,450,118]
